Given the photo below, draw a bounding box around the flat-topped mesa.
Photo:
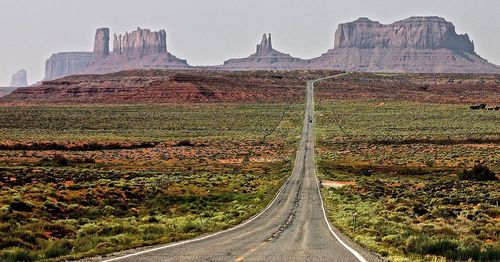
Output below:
[256,33,273,54]
[334,16,475,54]
[45,52,94,80]
[113,27,167,56]
[309,16,500,73]
[93,28,110,59]
[10,69,27,87]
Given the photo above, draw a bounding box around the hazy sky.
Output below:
[1,0,499,85]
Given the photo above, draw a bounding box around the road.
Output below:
[102,74,379,262]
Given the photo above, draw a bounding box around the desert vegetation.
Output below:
[316,100,499,261]
[0,103,303,260]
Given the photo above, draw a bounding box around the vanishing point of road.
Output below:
[101,74,381,262]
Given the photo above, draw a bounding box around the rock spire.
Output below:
[93,28,110,59]
[256,33,273,54]
[112,27,167,56]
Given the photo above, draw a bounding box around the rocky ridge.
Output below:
[3,70,331,104]
[3,70,498,104]
[221,33,307,70]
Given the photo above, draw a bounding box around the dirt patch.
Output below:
[321,180,356,188]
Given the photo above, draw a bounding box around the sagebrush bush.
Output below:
[0,247,37,262]
[406,236,459,256]
[43,240,73,258]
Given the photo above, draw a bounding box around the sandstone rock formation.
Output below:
[40,16,500,80]
[10,69,27,87]
[113,28,167,56]
[44,52,93,80]
[221,33,307,70]
[308,17,500,73]
[81,27,189,74]
[256,33,272,53]
[334,17,475,52]
[93,28,110,59]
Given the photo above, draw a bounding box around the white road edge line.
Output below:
[314,171,368,262]
[311,74,368,262]
[103,153,297,261]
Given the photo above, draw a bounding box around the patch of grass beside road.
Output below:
[316,100,500,261]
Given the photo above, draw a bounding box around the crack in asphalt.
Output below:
[266,179,303,242]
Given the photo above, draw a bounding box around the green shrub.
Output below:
[43,240,73,258]
[459,164,498,181]
[140,224,167,235]
[406,236,500,261]
[77,223,99,237]
[97,223,138,236]
[0,247,37,262]
[180,220,202,233]
[406,236,459,255]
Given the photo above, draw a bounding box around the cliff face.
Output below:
[10,70,28,87]
[113,28,167,56]
[221,33,307,70]
[334,17,475,53]
[309,17,500,73]
[44,52,94,80]
[93,28,110,59]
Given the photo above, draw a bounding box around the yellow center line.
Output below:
[234,242,267,262]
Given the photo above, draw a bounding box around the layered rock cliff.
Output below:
[221,33,307,70]
[309,17,500,73]
[44,52,94,80]
[334,17,475,53]
[10,70,27,87]
[3,70,323,104]
[81,27,189,74]
[113,28,167,56]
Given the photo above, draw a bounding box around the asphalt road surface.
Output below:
[102,74,380,262]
